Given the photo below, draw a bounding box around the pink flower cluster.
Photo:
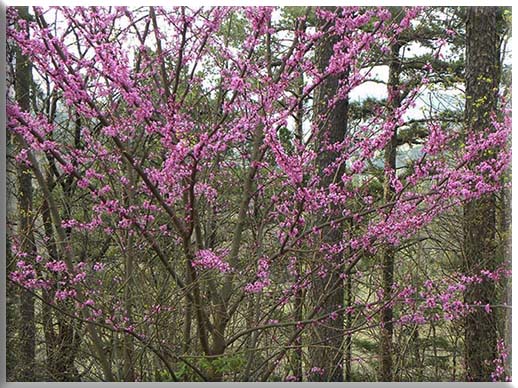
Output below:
[10,260,49,290]
[245,258,271,293]
[491,338,510,382]
[192,249,232,273]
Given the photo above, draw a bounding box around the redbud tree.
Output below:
[6,6,511,382]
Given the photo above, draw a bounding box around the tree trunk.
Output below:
[344,272,352,381]
[379,40,402,382]
[14,6,36,381]
[39,161,81,381]
[122,166,136,381]
[309,7,348,382]
[463,6,500,382]
[498,182,511,377]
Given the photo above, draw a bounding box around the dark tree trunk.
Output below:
[122,166,136,381]
[46,318,82,381]
[40,169,81,381]
[293,286,304,380]
[292,81,305,382]
[463,6,501,382]
[379,40,402,382]
[344,273,352,381]
[498,182,511,377]
[309,7,349,382]
[14,6,36,381]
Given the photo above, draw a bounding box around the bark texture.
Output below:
[309,7,349,382]
[14,6,36,381]
[463,6,500,382]
[379,40,402,382]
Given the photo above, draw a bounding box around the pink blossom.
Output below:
[192,249,232,273]
[45,260,68,273]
